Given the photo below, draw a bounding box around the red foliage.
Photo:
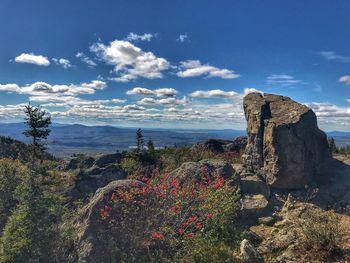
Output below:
[100,163,229,244]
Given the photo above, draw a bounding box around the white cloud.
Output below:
[123,104,145,111]
[126,87,177,97]
[111,99,126,103]
[76,52,97,67]
[0,84,21,93]
[0,80,106,100]
[266,74,302,87]
[177,60,239,79]
[177,34,188,42]
[90,40,170,82]
[319,51,350,63]
[190,89,238,98]
[52,58,72,69]
[338,75,350,85]
[138,96,188,106]
[126,32,154,42]
[14,53,50,66]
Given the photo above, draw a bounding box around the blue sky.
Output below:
[0,0,349,131]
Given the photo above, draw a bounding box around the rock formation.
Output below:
[75,179,144,263]
[242,93,331,189]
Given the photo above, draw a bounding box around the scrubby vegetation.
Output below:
[300,209,348,261]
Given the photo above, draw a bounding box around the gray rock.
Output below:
[75,180,145,263]
[240,175,270,198]
[243,93,331,189]
[93,153,122,167]
[240,239,264,263]
[223,136,247,153]
[240,194,269,216]
[72,165,126,201]
[170,159,238,182]
[258,216,275,226]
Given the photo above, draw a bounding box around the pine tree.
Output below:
[147,138,156,158]
[136,128,144,152]
[328,137,338,154]
[23,103,51,163]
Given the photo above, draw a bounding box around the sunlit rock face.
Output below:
[242,93,331,189]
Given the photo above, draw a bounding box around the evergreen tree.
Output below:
[23,104,51,163]
[328,137,338,154]
[147,138,156,160]
[136,128,144,152]
[0,166,62,262]
[147,138,155,153]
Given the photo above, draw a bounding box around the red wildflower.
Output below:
[151,232,164,240]
[141,176,148,182]
[207,213,213,220]
[178,228,185,235]
[187,233,195,239]
[195,222,203,230]
[169,205,179,213]
[182,221,189,227]
[171,179,180,188]
[188,215,198,223]
[171,188,178,195]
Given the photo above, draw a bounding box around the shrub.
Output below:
[0,167,64,262]
[0,159,30,230]
[99,165,240,262]
[300,209,348,260]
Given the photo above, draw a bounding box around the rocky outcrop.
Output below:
[243,93,331,189]
[190,137,247,154]
[240,194,269,217]
[72,164,126,201]
[64,153,126,201]
[75,180,144,263]
[169,159,239,184]
[224,136,247,153]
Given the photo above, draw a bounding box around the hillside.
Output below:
[0,123,245,157]
[0,123,348,157]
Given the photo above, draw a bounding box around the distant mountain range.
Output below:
[0,123,348,157]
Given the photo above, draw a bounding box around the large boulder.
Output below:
[75,179,145,263]
[93,153,122,167]
[169,159,238,183]
[191,137,247,154]
[242,93,331,189]
[71,164,126,201]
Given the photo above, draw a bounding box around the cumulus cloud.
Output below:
[190,89,238,98]
[177,34,188,42]
[338,75,350,85]
[14,53,50,66]
[0,80,106,99]
[176,60,239,79]
[76,52,97,67]
[111,99,126,103]
[126,87,177,97]
[126,32,154,42]
[137,96,188,106]
[266,74,302,87]
[90,40,170,82]
[52,58,72,69]
[0,84,21,93]
[319,51,350,63]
